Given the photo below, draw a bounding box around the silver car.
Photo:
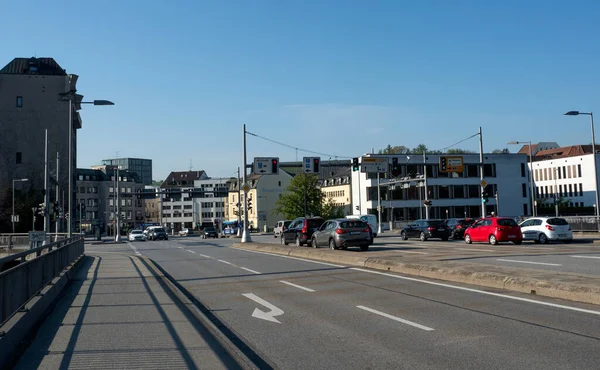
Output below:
[311,219,371,251]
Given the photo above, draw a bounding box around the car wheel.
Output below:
[281,236,289,246]
[563,239,572,244]
[295,235,301,247]
[312,238,318,248]
[420,232,427,242]
[489,235,497,245]
[513,240,522,245]
[465,234,472,244]
[360,244,369,251]
[329,238,338,250]
[442,236,449,241]
[401,231,408,241]
[165,237,168,241]
[539,233,549,244]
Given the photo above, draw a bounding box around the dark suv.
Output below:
[446,218,475,240]
[281,217,325,247]
[149,227,168,241]
[400,219,450,241]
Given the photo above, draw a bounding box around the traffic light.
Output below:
[271,158,279,175]
[391,157,400,177]
[247,197,253,212]
[48,201,55,215]
[424,200,432,207]
[54,201,59,216]
[313,158,320,173]
[482,192,489,203]
[439,156,448,172]
[38,203,46,216]
[352,157,359,171]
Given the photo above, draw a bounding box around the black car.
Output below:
[281,217,325,247]
[446,218,475,240]
[201,227,219,239]
[400,219,450,241]
[149,227,168,241]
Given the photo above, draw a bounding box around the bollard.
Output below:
[8,235,13,250]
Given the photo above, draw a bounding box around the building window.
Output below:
[520,163,526,177]
[569,184,573,197]
[535,187,539,198]
[578,164,582,178]
[544,186,548,198]
[438,185,450,199]
[16,96,23,107]
[563,166,566,178]
[567,166,572,179]
[522,183,527,198]
[559,185,563,197]
[16,152,22,164]
[580,183,584,197]
[549,169,553,181]
[467,165,479,178]
[573,165,577,178]
[543,168,547,181]
[557,167,562,179]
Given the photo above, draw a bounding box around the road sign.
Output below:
[11,215,19,222]
[360,157,388,173]
[253,157,279,175]
[28,231,46,243]
[480,179,488,188]
[302,157,321,174]
[242,183,250,193]
[439,156,464,173]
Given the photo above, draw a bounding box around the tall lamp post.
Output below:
[12,178,29,233]
[507,141,536,216]
[60,91,114,238]
[564,111,599,229]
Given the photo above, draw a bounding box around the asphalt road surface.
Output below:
[101,235,600,370]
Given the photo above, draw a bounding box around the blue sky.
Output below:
[3,0,599,180]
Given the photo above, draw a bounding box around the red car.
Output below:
[464,217,522,245]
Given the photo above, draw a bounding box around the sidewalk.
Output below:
[14,252,248,370]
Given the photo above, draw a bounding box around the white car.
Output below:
[519,217,573,244]
[128,229,147,242]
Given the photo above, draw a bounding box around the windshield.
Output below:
[130,230,142,234]
[205,227,216,232]
[154,228,165,233]
[339,220,366,228]
[307,219,325,228]
[547,218,569,226]
[497,219,518,226]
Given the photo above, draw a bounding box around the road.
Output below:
[104,235,600,370]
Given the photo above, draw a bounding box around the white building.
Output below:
[528,145,599,212]
[193,178,229,228]
[351,153,531,222]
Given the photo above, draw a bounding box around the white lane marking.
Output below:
[198,253,210,258]
[127,242,142,256]
[398,250,428,254]
[240,267,262,275]
[571,255,600,260]
[279,280,315,292]
[458,248,495,252]
[178,246,184,249]
[218,259,233,265]
[357,305,434,331]
[187,250,196,254]
[496,259,562,266]
[236,247,600,316]
[350,267,600,316]
[242,293,284,323]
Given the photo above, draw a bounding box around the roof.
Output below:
[0,57,67,75]
[534,145,594,160]
[76,168,142,183]
[161,171,207,188]
[518,144,537,155]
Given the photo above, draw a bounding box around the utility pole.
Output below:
[479,126,486,217]
[115,166,121,241]
[237,167,242,237]
[423,152,429,220]
[495,191,499,215]
[55,152,60,240]
[44,129,50,235]
[377,171,383,234]
[241,124,252,243]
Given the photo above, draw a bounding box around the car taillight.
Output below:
[301,221,307,234]
[546,225,555,231]
[457,225,462,229]
[336,229,346,234]
[364,227,370,232]
[428,226,435,231]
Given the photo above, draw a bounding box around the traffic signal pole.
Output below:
[241,124,252,243]
[479,126,486,217]
[423,152,430,220]
[55,152,60,240]
[44,129,50,236]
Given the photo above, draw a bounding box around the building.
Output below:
[144,195,161,224]
[351,153,531,222]
[226,171,293,231]
[279,160,350,179]
[102,158,153,185]
[320,167,353,216]
[517,142,560,156]
[76,165,145,235]
[527,145,600,213]
[0,57,82,232]
[192,178,229,228]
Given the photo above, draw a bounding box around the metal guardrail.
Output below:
[0,236,84,326]
[519,215,600,232]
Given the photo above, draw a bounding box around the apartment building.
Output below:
[321,167,352,216]
[102,158,153,185]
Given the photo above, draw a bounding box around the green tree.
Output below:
[274,174,323,220]
[378,145,410,155]
[321,196,345,220]
[446,148,475,154]
[491,148,510,154]
[411,144,429,154]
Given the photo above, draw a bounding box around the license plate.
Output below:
[558,234,567,237]
[350,231,360,235]
[508,235,516,238]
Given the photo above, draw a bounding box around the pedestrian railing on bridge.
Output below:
[0,236,84,326]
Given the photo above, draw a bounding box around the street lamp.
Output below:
[507,141,536,217]
[60,91,114,237]
[12,178,29,233]
[564,111,599,227]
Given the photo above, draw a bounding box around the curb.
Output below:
[0,254,85,369]
[232,243,600,306]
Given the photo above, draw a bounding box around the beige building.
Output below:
[321,168,353,215]
[144,197,161,224]
[227,171,293,231]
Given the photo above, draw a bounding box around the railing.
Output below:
[0,236,84,326]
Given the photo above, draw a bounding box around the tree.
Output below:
[274,174,323,220]
[378,145,410,155]
[411,144,429,155]
[321,196,345,220]
[446,148,475,154]
[491,148,510,154]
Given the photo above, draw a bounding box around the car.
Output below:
[143,226,161,237]
[347,214,379,237]
[128,229,147,242]
[446,218,475,240]
[273,220,292,238]
[281,217,325,247]
[201,227,219,239]
[464,217,522,245]
[400,219,450,241]
[179,228,193,236]
[311,218,371,251]
[519,217,573,244]
[148,227,168,241]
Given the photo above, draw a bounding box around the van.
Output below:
[347,214,378,237]
[143,225,161,237]
[274,220,292,238]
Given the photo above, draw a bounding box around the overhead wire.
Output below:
[245,130,352,160]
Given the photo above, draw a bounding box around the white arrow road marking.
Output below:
[357,305,434,331]
[571,255,600,259]
[496,259,561,266]
[279,280,315,292]
[242,293,284,323]
[127,242,141,256]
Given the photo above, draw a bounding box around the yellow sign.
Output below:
[242,184,250,193]
[439,156,464,173]
[480,180,488,188]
